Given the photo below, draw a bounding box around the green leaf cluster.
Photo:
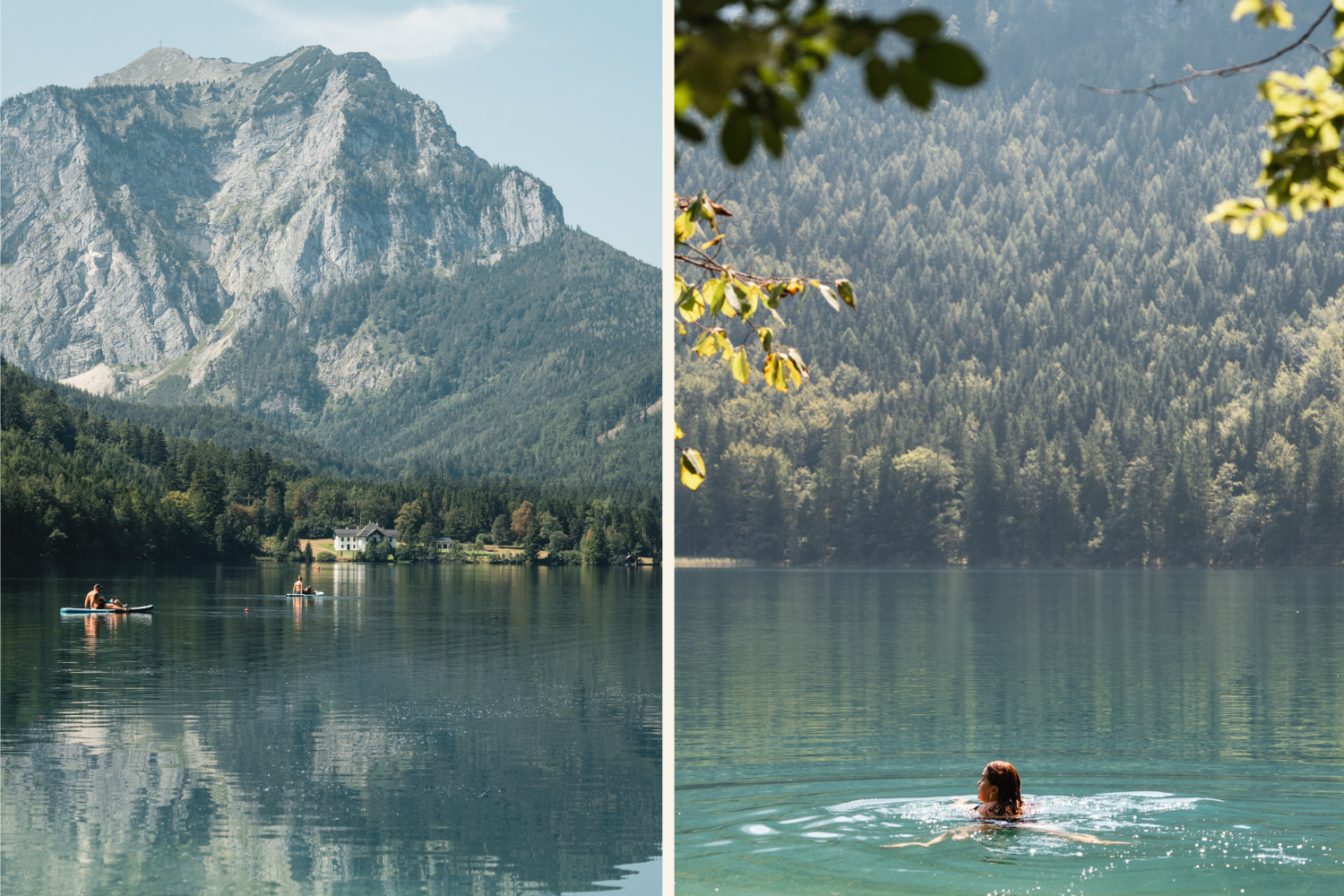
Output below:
[675,0,984,163]
[1208,2,1344,235]
[674,189,854,487]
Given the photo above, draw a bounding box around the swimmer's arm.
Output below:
[1016,823,1127,845]
[882,824,983,848]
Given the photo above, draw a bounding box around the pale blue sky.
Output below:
[1,0,662,267]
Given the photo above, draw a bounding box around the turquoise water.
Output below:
[675,569,1343,894]
[2,561,661,895]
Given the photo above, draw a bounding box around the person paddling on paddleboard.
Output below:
[292,575,305,595]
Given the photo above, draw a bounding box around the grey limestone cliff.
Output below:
[1,46,563,383]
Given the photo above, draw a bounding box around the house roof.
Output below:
[333,523,398,538]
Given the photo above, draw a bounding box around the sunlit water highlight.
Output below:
[676,569,1343,894]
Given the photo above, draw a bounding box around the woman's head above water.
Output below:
[976,761,1024,817]
[883,763,1126,848]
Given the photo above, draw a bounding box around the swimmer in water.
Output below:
[970,759,1024,818]
[883,761,1126,848]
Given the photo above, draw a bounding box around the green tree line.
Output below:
[2,360,659,568]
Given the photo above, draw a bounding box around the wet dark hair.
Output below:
[982,761,1024,817]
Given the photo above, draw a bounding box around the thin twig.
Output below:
[674,253,828,287]
[1080,3,1334,101]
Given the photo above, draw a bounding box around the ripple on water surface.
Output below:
[675,569,1344,895]
[676,775,1344,895]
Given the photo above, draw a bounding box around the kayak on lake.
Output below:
[61,605,154,614]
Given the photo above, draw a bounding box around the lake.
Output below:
[675,568,1343,895]
[1,561,661,896]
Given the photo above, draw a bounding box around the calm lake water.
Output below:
[2,561,661,896]
[675,569,1343,895]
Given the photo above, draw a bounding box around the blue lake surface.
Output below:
[2,561,661,895]
[675,568,1343,895]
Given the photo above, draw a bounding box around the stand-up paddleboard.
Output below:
[284,591,324,597]
[61,605,153,614]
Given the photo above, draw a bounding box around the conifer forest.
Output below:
[675,0,1344,566]
[2,361,659,568]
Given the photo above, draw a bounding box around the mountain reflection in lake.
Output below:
[2,562,661,896]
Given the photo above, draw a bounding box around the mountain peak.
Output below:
[4,45,565,383]
[89,47,251,88]
[86,46,396,98]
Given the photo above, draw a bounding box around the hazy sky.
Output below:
[1,0,662,267]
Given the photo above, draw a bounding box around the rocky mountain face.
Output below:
[3,47,658,486]
[1,46,563,383]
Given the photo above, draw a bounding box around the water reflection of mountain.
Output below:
[1,564,660,894]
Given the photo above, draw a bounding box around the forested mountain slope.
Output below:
[48,376,382,479]
[154,227,661,485]
[676,0,1344,566]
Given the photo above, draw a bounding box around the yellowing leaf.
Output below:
[740,283,761,320]
[1231,0,1267,24]
[695,190,715,223]
[674,422,685,440]
[674,211,696,244]
[835,278,856,308]
[680,448,706,490]
[723,281,746,318]
[764,283,783,309]
[704,277,727,317]
[786,347,810,380]
[674,82,693,115]
[1317,120,1338,152]
[730,346,750,384]
[677,286,706,322]
[718,332,734,359]
[1233,0,1292,28]
[764,353,789,392]
[694,329,720,357]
